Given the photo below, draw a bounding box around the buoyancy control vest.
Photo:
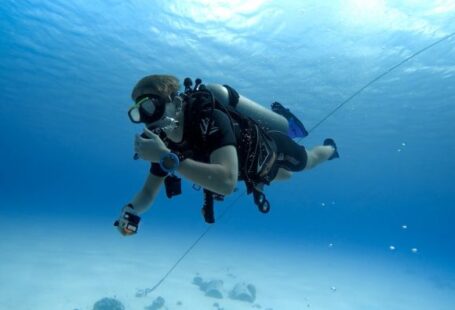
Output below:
[169,78,288,222]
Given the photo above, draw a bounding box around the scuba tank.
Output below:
[205,84,289,135]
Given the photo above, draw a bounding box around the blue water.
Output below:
[1,1,455,309]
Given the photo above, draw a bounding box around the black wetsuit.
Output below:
[162,103,307,179]
[153,103,307,181]
[149,100,308,220]
[267,131,307,172]
[167,107,237,162]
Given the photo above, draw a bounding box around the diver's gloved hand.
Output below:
[134,127,170,162]
[114,204,141,236]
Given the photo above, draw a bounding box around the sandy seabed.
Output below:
[0,216,454,310]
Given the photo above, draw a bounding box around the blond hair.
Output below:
[131,74,180,101]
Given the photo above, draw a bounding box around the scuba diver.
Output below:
[115,74,339,236]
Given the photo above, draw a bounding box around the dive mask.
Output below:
[128,95,166,124]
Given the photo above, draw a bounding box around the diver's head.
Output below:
[129,75,183,131]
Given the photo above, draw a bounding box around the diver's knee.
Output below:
[274,168,292,180]
[304,146,332,170]
[304,149,319,170]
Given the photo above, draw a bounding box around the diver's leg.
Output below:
[304,145,335,170]
[274,168,292,180]
[267,131,307,172]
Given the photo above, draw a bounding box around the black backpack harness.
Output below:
[162,78,279,223]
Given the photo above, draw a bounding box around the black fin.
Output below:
[323,138,340,160]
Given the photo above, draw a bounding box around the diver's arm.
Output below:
[177,145,238,196]
[129,173,165,214]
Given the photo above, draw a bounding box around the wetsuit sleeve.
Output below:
[203,109,237,155]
